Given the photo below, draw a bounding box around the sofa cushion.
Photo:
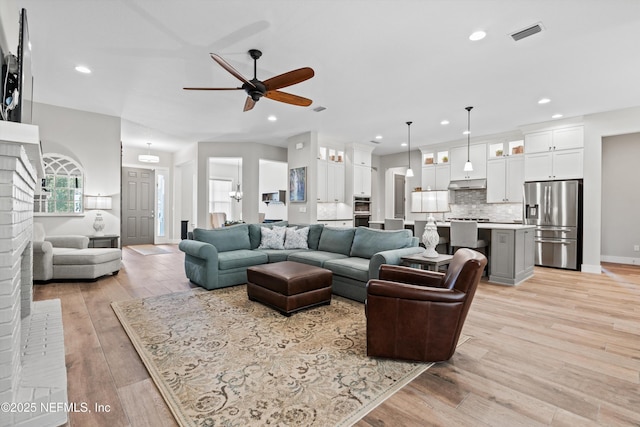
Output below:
[258,226,287,249]
[287,250,348,267]
[323,257,371,282]
[350,227,414,259]
[217,250,268,270]
[254,249,309,263]
[284,226,309,249]
[194,224,251,252]
[249,221,289,249]
[317,227,356,256]
[53,248,122,265]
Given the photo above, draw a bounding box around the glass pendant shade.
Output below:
[406,121,413,177]
[138,143,159,163]
[464,106,473,172]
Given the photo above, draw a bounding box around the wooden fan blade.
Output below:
[265,90,312,107]
[243,97,256,112]
[210,53,256,88]
[183,87,242,90]
[263,67,314,91]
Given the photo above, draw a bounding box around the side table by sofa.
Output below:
[87,235,120,248]
[400,253,453,272]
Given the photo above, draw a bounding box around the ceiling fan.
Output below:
[184,49,314,112]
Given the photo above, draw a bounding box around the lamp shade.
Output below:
[85,195,112,210]
[411,190,449,213]
[138,153,160,163]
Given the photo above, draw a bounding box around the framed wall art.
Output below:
[289,166,307,203]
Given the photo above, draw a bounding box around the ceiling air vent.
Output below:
[511,23,543,41]
[369,140,381,144]
[312,106,327,112]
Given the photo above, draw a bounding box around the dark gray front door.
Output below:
[121,167,155,246]
[394,174,405,219]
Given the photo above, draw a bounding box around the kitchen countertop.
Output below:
[369,220,535,230]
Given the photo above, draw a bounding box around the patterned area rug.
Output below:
[112,286,464,426]
[127,244,172,255]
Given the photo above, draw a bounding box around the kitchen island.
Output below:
[369,221,536,285]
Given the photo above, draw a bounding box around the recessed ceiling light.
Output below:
[75,65,91,74]
[375,135,383,139]
[538,98,551,104]
[463,130,470,135]
[552,113,563,119]
[267,115,277,122]
[400,142,408,147]
[469,31,486,41]
[440,120,450,125]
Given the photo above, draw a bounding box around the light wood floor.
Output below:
[34,247,640,426]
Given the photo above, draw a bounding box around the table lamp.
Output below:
[85,195,112,236]
[411,189,450,257]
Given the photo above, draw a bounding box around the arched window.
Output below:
[35,154,84,214]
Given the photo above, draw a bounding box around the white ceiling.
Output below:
[14,0,640,156]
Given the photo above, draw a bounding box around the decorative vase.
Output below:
[93,212,105,236]
[421,216,441,258]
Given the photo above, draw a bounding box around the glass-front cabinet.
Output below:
[421,149,450,191]
[488,140,524,159]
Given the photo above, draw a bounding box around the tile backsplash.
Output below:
[446,189,522,222]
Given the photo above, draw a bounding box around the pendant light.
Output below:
[229,159,243,202]
[463,106,474,172]
[138,143,160,163]
[405,121,414,177]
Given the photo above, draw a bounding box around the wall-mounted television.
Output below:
[3,8,32,124]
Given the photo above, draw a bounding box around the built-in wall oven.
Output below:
[354,196,371,227]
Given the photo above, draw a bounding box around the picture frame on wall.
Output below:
[289,167,307,203]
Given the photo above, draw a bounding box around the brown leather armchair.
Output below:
[365,248,487,362]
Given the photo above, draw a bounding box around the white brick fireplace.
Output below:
[1,122,67,427]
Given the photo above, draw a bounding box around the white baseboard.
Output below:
[581,263,602,274]
[600,255,640,266]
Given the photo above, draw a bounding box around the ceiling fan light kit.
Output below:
[184,49,315,112]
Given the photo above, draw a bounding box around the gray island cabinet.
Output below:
[489,226,536,285]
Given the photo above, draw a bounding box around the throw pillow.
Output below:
[258,226,286,249]
[284,226,309,249]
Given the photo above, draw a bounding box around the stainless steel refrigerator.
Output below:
[523,180,582,270]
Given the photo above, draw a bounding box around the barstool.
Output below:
[384,218,404,230]
[449,220,488,272]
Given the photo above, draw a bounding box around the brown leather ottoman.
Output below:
[247,261,332,316]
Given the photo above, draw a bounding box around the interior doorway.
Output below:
[121,167,155,246]
[394,174,405,219]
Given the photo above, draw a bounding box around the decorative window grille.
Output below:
[35,154,84,214]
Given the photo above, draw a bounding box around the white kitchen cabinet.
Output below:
[524,148,583,181]
[346,144,373,199]
[524,126,584,181]
[353,164,371,196]
[487,156,524,203]
[317,159,327,201]
[450,144,487,180]
[353,148,371,167]
[421,164,450,191]
[525,126,583,153]
[327,161,345,202]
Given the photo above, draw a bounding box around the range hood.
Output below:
[448,179,487,190]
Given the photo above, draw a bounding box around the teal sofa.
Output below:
[178,223,423,302]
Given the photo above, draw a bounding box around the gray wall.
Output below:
[601,132,640,264]
[196,141,287,227]
[31,102,121,236]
